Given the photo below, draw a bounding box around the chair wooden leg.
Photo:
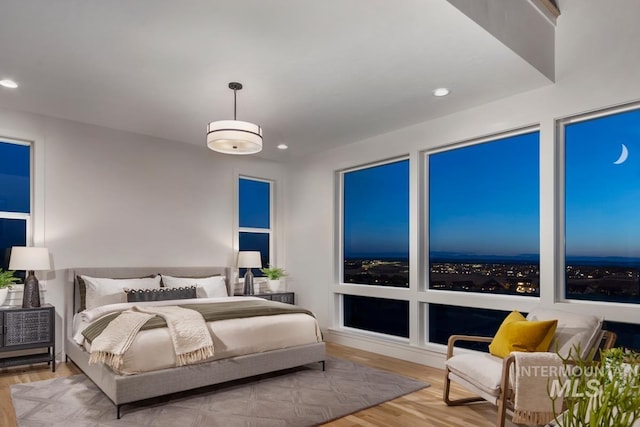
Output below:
[495,355,515,427]
[496,392,507,427]
[443,368,485,406]
[443,368,452,404]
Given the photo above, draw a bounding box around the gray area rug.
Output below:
[11,356,429,426]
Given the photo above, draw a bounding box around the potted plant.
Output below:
[0,269,19,306]
[259,265,287,292]
[550,347,640,427]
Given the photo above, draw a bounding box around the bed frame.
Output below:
[64,267,326,419]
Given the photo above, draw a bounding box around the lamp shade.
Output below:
[236,251,262,269]
[207,120,263,155]
[9,247,51,271]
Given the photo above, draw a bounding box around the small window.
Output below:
[0,140,31,271]
[0,141,30,213]
[602,320,640,351]
[428,303,511,351]
[239,178,270,229]
[0,218,27,270]
[238,177,272,276]
[238,231,270,273]
[343,294,409,338]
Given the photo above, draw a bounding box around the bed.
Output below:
[64,266,325,418]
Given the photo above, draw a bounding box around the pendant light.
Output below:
[207,82,263,154]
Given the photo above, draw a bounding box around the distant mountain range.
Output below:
[345,252,408,260]
[345,252,640,267]
[565,255,640,267]
[429,251,539,264]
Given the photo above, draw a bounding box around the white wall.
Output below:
[286,0,640,366]
[0,107,287,357]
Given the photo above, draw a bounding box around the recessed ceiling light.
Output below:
[0,79,18,89]
[277,144,288,150]
[433,87,450,97]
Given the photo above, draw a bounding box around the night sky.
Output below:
[0,141,30,213]
[239,178,270,229]
[238,178,271,272]
[429,132,540,258]
[343,160,409,259]
[0,141,30,270]
[565,108,640,259]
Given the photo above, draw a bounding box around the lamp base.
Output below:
[243,270,254,295]
[22,270,41,308]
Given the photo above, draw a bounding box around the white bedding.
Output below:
[73,296,322,375]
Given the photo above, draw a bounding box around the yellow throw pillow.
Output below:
[488,310,558,358]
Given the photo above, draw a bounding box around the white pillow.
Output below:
[161,275,228,298]
[526,308,603,359]
[81,275,161,310]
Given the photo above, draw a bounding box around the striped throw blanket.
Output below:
[512,351,564,425]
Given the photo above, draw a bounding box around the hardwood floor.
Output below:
[320,342,519,427]
[0,343,519,426]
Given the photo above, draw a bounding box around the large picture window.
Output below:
[238,177,272,276]
[564,106,640,304]
[428,131,540,296]
[342,159,409,287]
[0,140,31,271]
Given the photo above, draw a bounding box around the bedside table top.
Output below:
[0,303,53,311]
[236,291,293,296]
[234,291,295,304]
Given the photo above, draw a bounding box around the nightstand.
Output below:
[241,292,295,305]
[0,304,55,371]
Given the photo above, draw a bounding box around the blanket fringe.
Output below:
[512,409,556,425]
[176,345,215,366]
[89,351,124,370]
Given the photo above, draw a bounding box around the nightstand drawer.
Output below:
[269,293,295,304]
[4,308,52,346]
[0,304,55,372]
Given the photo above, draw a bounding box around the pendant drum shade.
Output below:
[207,120,263,154]
[207,82,263,155]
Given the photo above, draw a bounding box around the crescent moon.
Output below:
[613,144,629,164]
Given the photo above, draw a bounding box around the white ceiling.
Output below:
[0,0,554,160]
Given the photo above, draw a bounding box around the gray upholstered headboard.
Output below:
[66,266,230,339]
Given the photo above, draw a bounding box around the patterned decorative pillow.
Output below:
[125,286,197,302]
[80,275,162,310]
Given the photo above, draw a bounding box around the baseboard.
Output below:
[323,328,447,369]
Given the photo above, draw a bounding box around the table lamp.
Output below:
[9,246,50,308]
[237,251,262,295]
